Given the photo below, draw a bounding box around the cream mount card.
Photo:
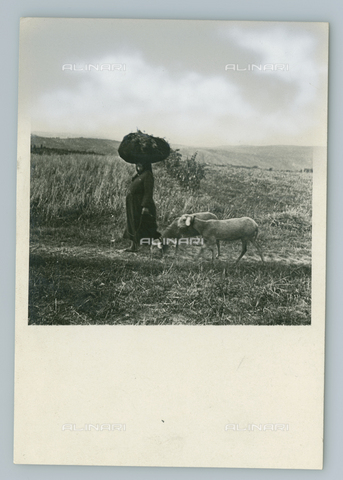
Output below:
[15,18,328,468]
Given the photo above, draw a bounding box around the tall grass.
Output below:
[30,154,132,223]
[30,153,311,233]
[29,151,312,325]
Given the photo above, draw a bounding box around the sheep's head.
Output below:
[177,214,194,228]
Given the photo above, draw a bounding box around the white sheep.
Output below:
[159,212,220,256]
[177,214,264,263]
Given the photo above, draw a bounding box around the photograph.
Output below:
[13,18,328,469]
[25,19,327,326]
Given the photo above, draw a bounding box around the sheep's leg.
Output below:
[236,239,247,264]
[216,240,220,258]
[196,240,205,259]
[197,239,212,261]
[197,242,208,259]
[251,238,265,263]
[205,237,217,263]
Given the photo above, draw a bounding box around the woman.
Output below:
[123,162,160,252]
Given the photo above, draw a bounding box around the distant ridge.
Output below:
[31,135,316,171]
[31,135,121,156]
[175,144,315,171]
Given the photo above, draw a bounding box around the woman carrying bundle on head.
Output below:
[118,131,170,252]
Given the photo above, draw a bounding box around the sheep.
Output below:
[158,212,220,256]
[177,214,264,263]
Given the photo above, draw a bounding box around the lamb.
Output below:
[177,214,264,263]
[159,212,220,256]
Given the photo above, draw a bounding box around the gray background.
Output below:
[1,1,341,479]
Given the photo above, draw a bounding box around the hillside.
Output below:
[175,144,315,171]
[31,134,316,171]
[31,134,121,156]
[29,151,312,326]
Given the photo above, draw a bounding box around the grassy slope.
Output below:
[31,134,314,170]
[29,153,312,325]
[31,134,121,155]
[176,145,314,170]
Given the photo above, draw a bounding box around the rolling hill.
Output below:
[175,144,315,171]
[31,135,121,156]
[31,134,318,171]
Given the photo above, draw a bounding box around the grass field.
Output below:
[29,149,312,325]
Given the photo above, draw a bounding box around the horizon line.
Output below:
[31,133,325,149]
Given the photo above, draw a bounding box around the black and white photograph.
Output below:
[13,17,328,469]
[24,19,327,326]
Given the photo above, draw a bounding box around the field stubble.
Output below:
[29,153,312,325]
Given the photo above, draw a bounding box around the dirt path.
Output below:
[30,243,311,267]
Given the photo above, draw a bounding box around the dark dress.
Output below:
[123,170,160,244]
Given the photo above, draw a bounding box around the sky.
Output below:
[20,19,329,147]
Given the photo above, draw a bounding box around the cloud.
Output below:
[30,53,256,143]
[30,36,327,147]
[221,24,325,108]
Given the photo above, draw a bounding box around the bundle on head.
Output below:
[118,130,170,164]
